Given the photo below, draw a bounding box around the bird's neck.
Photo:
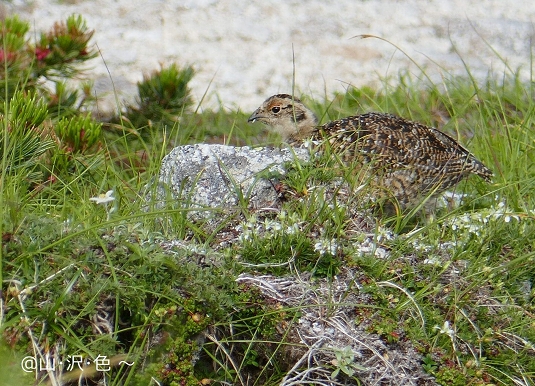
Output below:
[283,111,318,143]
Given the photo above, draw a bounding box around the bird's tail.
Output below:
[472,159,493,182]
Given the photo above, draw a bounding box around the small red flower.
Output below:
[0,49,15,62]
[35,47,51,61]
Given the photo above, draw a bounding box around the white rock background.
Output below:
[5,0,535,113]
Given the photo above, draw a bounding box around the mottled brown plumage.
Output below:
[248,93,493,207]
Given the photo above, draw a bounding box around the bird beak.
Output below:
[248,110,266,124]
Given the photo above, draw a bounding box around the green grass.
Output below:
[2,43,535,386]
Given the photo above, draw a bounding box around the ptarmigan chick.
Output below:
[248,93,493,207]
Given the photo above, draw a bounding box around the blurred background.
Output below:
[4,0,535,112]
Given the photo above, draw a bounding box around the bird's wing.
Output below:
[320,112,492,180]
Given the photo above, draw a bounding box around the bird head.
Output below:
[248,94,318,142]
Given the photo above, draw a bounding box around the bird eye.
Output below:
[271,106,281,114]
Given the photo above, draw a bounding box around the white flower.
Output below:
[62,217,73,234]
[286,223,300,234]
[374,247,388,259]
[440,191,465,208]
[434,321,455,338]
[238,230,252,242]
[89,190,115,205]
[377,226,395,241]
[314,239,338,256]
[263,219,282,232]
[423,256,441,266]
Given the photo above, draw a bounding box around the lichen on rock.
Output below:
[156,144,308,218]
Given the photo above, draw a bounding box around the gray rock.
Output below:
[156,144,309,218]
